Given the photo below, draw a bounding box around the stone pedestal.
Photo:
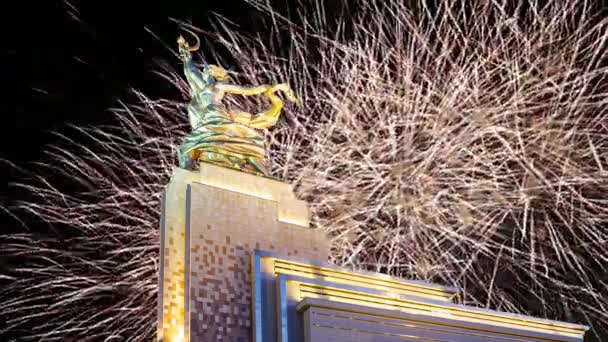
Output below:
[157,164,329,342]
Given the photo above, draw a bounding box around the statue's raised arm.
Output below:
[177,33,212,94]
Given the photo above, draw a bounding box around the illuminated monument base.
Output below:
[157,163,587,342]
[158,163,330,341]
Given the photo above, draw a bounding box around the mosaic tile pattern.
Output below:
[162,226,186,340]
[186,182,328,341]
[189,237,252,341]
[159,168,198,342]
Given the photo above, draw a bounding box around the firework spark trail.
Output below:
[2,0,608,340]
[1,96,184,340]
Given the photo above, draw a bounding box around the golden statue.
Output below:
[176,30,298,176]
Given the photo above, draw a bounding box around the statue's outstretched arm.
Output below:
[228,83,298,130]
[242,103,282,129]
[215,83,272,96]
[216,83,278,129]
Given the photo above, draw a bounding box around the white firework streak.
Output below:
[2,0,608,341]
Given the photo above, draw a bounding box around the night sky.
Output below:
[6,1,252,163]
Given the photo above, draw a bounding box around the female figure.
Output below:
[177,32,298,176]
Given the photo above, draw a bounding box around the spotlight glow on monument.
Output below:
[156,30,589,342]
[3,2,605,340]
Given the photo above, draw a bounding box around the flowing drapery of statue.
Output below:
[176,31,298,176]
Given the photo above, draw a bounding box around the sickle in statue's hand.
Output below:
[178,27,200,52]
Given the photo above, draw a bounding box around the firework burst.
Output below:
[2,0,608,340]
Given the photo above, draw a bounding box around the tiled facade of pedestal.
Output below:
[158,164,329,342]
[158,169,199,342]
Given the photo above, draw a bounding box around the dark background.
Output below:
[4,1,259,165]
